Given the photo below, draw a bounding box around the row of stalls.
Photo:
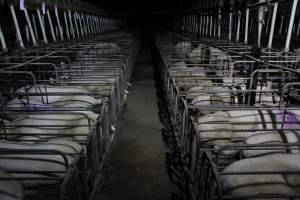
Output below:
[0,0,139,200]
[154,0,300,199]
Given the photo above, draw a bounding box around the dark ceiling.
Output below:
[84,0,182,27]
[85,0,180,12]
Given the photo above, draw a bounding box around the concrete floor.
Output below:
[97,38,179,200]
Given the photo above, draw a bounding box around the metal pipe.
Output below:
[236,11,241,42]
[199,14,203,35]
[245,8,249,44]
[32,14,38,40]
[46,10,56,42]
[73,13,80,37]
[285,0,298,52]
[228,8,233,41]
[24,8,37,46]
[90,16,95,34]
[267,2,278,49]
[54,8,64,40]
[68,10,75,38]
[0,26,7,51]
[10,5,24,48]
[78,13,84,36]
[297,14,300,36]
[258,3,265,48]
[209,15,213,36]
[92,16,96,34]
[63,12,70,39]
[218,8,221,38]
[86,15,91,35]
[37,9,48,44]
[82,14,87,35]
[96,17,100,33]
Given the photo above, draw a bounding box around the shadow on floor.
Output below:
[151,50,191,200]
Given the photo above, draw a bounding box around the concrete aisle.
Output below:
[97,37,178,200]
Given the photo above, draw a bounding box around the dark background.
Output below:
[84,0,185,27]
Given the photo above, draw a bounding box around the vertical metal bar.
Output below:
[86,15,91,35]
[209,15,213,36]
[63,11,70,39]
[82,14,87,35]
[25,25,29,42]
[55,9,64,40]
[96,17,100,33]
[236,11,241,42]
[206,13,209,35]
[90,16,95,34]
[37,9,48,44]
[10,5,24,48]
[218,8,221,38]
[68,10,75,38]
[245,8,249,44]
[297,16,300,36]
[258,4,265,48]
[46,10,56,42]
[78,13,84,36]
[32,14,38,40]
[267,2,278,49]
[199,14,203,35]
[0,26,7,51]
[285,0,298,52]
[279,15,284,35]
[228,8,233,41]
[24,8,37,46]
[73,13,79,37]
[90,16,94,34]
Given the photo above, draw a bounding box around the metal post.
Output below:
[209,15,213,36]
[267,2,278,49]
[236,11,241,42]
[96,17,100,33]
[285,0,298,52]
[46,10,56,41]
[78,13,84,36]
[199,14,203,35]
[86,15,91,35]
[73,13,79,37]
[23,8,37,46]
[90,16,95,34]
[55,9,64,40]
[228,7,233,41]
[37,9,48,44]
[218,8,221,38]
[10,5,24,48]
[32,14,39,40]
[297,14,300,36]
[63,11,70,39]
[68,10,75,38]
[245,8,249,44]
[0,26,7,51]
[258,3,265,48]
[82,14,87,35]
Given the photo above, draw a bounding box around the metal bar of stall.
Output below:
[55,7,64,41]
[37,9,48,44]
[0,26,7,51]
[10,5,25,48]
[24,8,37,46]
[64,11,71,39]
[47,9,57,42]
[285,0,298,52]
[68,9,75,38]
[267,2,278,49]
